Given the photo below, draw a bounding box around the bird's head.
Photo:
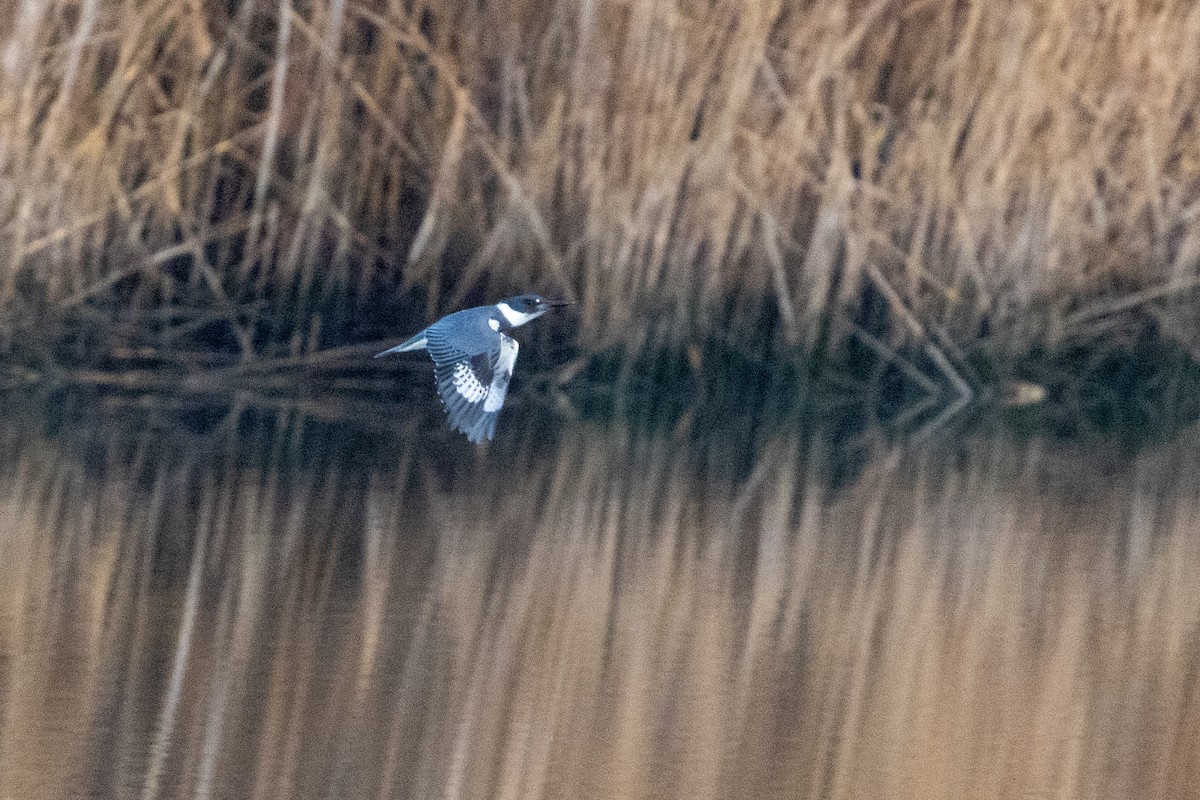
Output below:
[496,293,574,327]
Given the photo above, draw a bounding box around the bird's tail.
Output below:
[374,332,428,357]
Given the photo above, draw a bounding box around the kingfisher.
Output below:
[375,293,573,443]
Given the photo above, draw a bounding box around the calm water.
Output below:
[1,387,1198,800]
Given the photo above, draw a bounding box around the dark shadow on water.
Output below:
[11,305,1200,496]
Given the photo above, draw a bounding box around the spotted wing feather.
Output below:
[426,324,518,443]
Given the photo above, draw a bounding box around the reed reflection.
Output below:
[0,419,1197,800]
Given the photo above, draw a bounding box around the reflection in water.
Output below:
[0,412,1198,800]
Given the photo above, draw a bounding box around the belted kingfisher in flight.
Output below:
[375,293,573,443]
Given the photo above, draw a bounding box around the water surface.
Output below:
[0,389,1197,799]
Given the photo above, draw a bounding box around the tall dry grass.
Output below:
[1,420,1199,798]
[1,0,1199,360]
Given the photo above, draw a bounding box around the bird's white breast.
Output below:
[483,336,519,412]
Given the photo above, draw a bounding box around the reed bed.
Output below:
[1,418,1198,799]
[1,0,1199,365]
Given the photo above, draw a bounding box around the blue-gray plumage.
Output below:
[375,293,573,443]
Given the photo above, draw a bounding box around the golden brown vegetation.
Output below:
[2,0,1200,361]
[1,422,1198,798]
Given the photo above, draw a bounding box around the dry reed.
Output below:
[1,0,1199,362]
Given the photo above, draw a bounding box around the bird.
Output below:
[375,293,573,443]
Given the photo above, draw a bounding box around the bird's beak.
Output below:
[548,300,575,308]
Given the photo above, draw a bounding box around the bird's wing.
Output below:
[427,327,519,443]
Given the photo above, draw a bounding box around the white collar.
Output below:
[497,302,538,327]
